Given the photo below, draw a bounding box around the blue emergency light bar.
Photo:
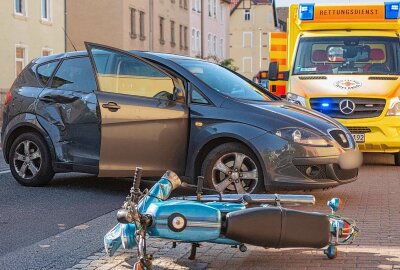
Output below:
[385,2,400,19]
[298,4,315,20]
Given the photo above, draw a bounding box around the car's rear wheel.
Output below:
[201,142,264,194]
[395,153,400,166]
[9,132,55,186]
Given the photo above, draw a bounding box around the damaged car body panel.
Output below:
[1,43,361,192]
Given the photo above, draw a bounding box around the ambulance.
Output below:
[268,3,400,165]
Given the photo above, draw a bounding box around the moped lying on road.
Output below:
[104,168,359,270]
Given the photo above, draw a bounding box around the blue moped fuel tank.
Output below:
[146,200,221,242]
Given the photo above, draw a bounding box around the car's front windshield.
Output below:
[176,60,274,102]
[293,36,400,75]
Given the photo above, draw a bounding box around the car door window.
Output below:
[191,87,209,105]
[37,61,59,86]
[51,57,96,92]
[90,47,175,100]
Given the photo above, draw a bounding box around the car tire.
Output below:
[9,132,55,186]
[395,153,400,166]
[201,142,264,194]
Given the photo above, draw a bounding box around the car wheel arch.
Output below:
[193,134,268,189]
[4,122,55,165]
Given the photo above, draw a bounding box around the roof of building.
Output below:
[230,0,272,14]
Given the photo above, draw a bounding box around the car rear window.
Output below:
[37,61,59,86]
[51,57,96,92]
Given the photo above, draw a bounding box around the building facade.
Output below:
[67,0,190,56]
[189,0,231,60]
[0,0,65,92]
[229,0,279,79]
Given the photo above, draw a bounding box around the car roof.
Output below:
[33,49,201,65]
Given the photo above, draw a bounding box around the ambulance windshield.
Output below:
[293,36,400,75]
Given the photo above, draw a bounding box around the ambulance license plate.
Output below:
[351,133,365,143]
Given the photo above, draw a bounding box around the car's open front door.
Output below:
[85,42,189,177]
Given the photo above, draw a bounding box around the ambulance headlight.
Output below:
[287,93,306,107]
[386,97,400,116]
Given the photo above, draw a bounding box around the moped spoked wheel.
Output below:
[201,142,264,194]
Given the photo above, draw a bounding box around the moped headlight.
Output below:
[386,97,400,116]
[287,92,306,107]
[275,127,331,146]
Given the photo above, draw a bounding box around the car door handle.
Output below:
[102,102,121,111]
[39,96,56,103]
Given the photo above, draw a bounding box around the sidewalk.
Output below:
[69,154,400,270]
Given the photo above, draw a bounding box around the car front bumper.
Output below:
[250,133,361,191]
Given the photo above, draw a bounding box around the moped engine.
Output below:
[224,207,330,248]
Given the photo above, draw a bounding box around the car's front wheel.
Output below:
[201,142,264,194]
[395,153,400,166]
[9,132,55,186]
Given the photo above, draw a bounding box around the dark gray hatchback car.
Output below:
[1,43,362,193]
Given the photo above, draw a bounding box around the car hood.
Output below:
[222,99,345,135]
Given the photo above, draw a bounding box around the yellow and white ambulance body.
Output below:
[271,3,400,165]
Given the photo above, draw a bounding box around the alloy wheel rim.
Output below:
[13,140,42,180]
[211,152,258,194]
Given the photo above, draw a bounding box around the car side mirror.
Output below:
[173,88,185,103]
[268,62,279,81]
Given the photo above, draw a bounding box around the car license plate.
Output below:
[351,133,365,143]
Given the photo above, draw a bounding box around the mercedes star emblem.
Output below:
[339,99,356,115]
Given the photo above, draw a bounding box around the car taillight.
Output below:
[4,89,12,105]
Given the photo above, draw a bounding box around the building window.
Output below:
[192,0,196,11]
[15,0,26,16]
[170,21,175,46]
[184,0,188,9]
[213,0,217,18]
[191,29,196,51]
[130,8,137,39]
[179,0,183,7]
[208,0,212,16]
[139,11,145,40]
[197,0,201,12]
[179,25,183,49]
[244,9,251,21]
[242,57,253,73]
[159,17,165,44]
[42,48,53,56]
[213,35,217,55]
[41,0,50,20]
[243,32,253,48]
[219,38,224,58]
[15,46,27,77]
[184,26,188,49]
[207,33,212,55]
[196,30,200,53]
[220,5,224,22]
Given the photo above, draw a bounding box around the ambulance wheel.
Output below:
[395,153,400,166]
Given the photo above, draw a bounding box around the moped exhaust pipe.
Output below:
[223,207,330,248]
[173,194,315,206]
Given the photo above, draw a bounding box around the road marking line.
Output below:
[0,170,11,174]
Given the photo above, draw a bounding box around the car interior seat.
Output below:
[312,50,332,73]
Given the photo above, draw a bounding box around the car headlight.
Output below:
[287,93,306,107]
[386,97,400,116]
[275,128,331,146]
